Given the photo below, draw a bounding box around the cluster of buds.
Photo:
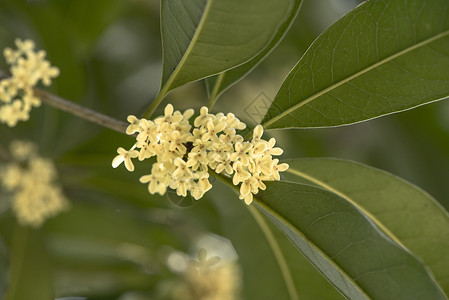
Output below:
[112,104,288,204]
[0,140,69,227]
[171,248,240,300]
[0,39,59,127]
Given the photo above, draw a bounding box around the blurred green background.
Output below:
[1,0,449,299]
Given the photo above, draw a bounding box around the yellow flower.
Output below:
[264,138,283,156]
[136,119,157,142]
[213,152,233,175]
[169,130,191,154]
[194,106,214,127]
[172,248,241,300]
[126,115,141,135]
[271,159,289,181]
[0,38,59,127]
[112,147,139,172]
[140,174,167,195]
[252,124,264,141]
[0,100,29,127]
[230,142,253,166]
[172,157,193,179]
[112,105,288,205]
[1,164,23,190]
[154,103,183,124]
[1,140,69,227]
[232,161,251,185]
[201,120,227,142]
[196,171,212,192]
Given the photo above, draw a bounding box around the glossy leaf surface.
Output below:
[255,181,446,299]
[205,0,302,104]
[284,158,449,296]
[210,181,344,300]
[160,0,292,92]
[262,0,449,129]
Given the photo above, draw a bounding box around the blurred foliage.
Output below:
[1,0,449,299]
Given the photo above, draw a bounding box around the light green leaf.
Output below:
[160,0,293,94]
[210,181,343,300]
[5,226,53,300]
[255,181,446,299]
[262,0,449,129]
[284,158,449,296]
[205,0,303,107]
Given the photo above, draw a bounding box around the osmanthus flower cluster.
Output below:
[112,104,288,204]
[0,140,69,228]
[171,248,241,300]
[0,39,59,127]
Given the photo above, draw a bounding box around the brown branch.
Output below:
[2,68,132,135]
[1,69,128,134]
[33,89,128,134]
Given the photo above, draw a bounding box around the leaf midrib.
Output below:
[162,0,214,94]
[247,205,299,300]
[213,171,371,299]
[262,29,449,128]
[253,196,372,300]
[216,173,300,300]
[286,167,406,249]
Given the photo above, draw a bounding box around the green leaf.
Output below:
[0,235,8,298]
[5,226,53,300]
[255,181,447,299]
[44,199,181,297]
[160,0,293,94]
[209,181,344,300]
[262,0,449,130]
[205,0,303,106]
[283,158,449,296]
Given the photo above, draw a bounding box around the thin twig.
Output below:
[33,88,128,134]
[1,69,128,134]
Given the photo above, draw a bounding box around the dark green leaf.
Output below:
[0,235,8,298]
[205,0,303,105]
[5,226,53,300]
[160,0,293,93]
[256,181,446,299]
[262,0,449,129]
[284,158,449,296]
[209,181,343,300]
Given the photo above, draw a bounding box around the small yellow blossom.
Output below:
[112,146,139,172]
[171,248,241,300]
[112,104,288,205]
[0,140,69,227]
[140,165,170,196]
[232,161,252,185]
[0,38,59,127]
[230,141,253,166]
[125,115,141,135]
[2,164,23,190]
